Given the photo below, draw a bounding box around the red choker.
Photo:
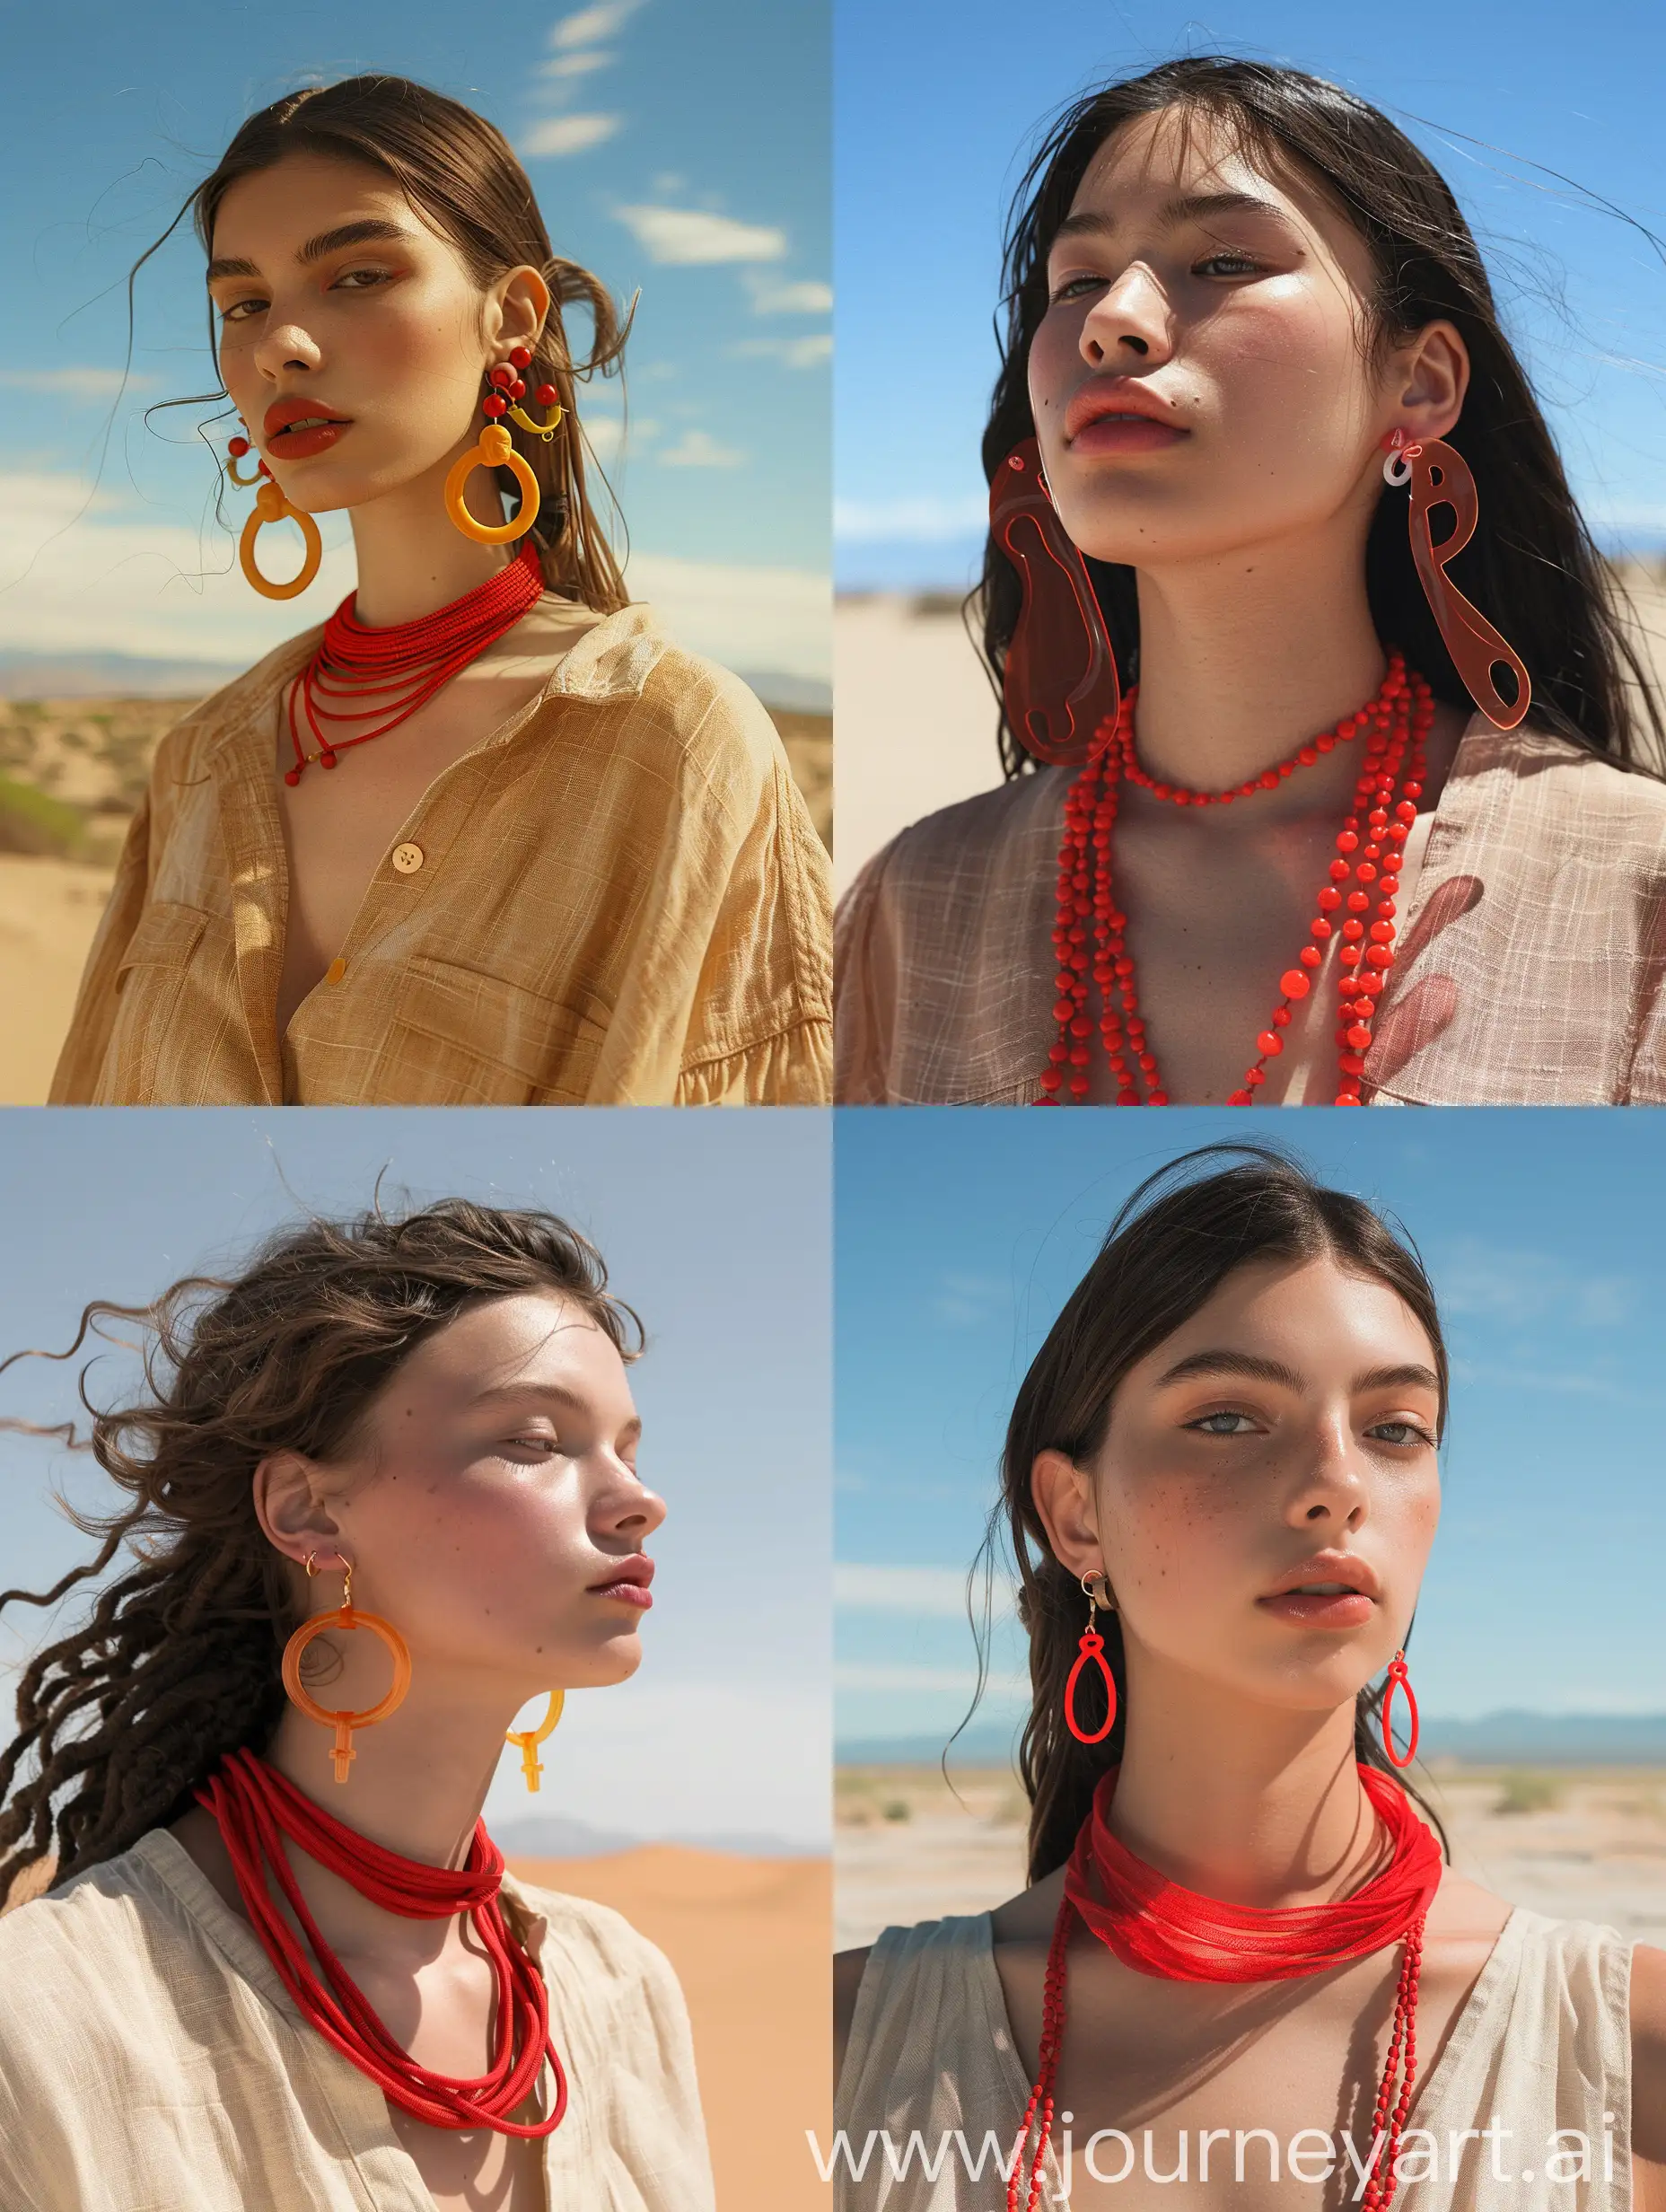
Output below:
[194,1747,567,2137]
[284,536,546,786]
[1042,657,1434,1105]
[1011,1762,1442,2212]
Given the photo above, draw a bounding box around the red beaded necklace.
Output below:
[283,536,546,786]
[194,1747,568,2137]
[1009,1763,1443,2212]
[1042,654,1434,1105]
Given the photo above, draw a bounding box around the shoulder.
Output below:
[503,1874,689,2022]
[150,631,318,777]
[832,1944,873,2083]
[1463,715,1666,831]
[0,1838,189,2075]
[837,770,1065,923]
[548,601,787,784]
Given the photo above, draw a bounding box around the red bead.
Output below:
[258,461,271,477]
[1346,891,1370,912]
[1053,998,1075,1023]
[1299,945,1322,969]
[1337,830,1359,853]
[483,394,508,417]
[284,767,302,786]
[510,378,526,399]
[1258,1031,1282,1056]
[1328,859,1350,882]
[228,435,250,456]
[490,364,515,390]
[320,748,338,769]
[509,345,532,368]
[1148,1090,1169,1105]
[1281,970,1311,999]
[1342,919,1364,941]
[1272,1005,1292,1027]
[1366,945,1393,968]
[1227,1089,1254,1105]
[1318,887,1341,911]
[1039,1067,1062,1091]
[1245,1066,1266,1085]
[1369,921,1395,943]
[536,382,559,407]
[1347,1023,1372,1049]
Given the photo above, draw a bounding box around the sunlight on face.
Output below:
[207,150,504,515]
[1027,106,1407,569]
[322,1290,664,1693]
[1085,1253,1442,1714]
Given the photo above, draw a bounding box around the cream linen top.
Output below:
[835,1907,1633,2211]
[48,596,832,1106]
[834,715,1666,1105]
[0,1828,715,2212]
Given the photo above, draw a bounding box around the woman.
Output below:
[0,1199,714,2210]
[834,1148,1666,2208]
[835,58,1666,1106]
[49,76,831,1107]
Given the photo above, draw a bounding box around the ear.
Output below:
[1030,1446,1107,1584]
[1388,318,1469,445]
[488,265,554,360]
[252,1450,345,1576]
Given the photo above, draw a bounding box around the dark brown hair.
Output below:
[978,56,1666,780]
[964,1142,1450,1883]
[0,1198,642,1909]
[136,75,630,610]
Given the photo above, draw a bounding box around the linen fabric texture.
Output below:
[49,599,831,1106]
[0,1826,715,2212]
[835,1905,1632,2211]
[834,714,1666,1105]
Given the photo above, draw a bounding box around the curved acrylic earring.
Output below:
[281,1552,412,1784]
[991,436,1122,767]
[505,1690,566,1793]
[1381,429,1530,731]
[1380,1648,1420,1768]
[1062,1569,1118,1744]
[446,352,546,543]
[228,431,323,601]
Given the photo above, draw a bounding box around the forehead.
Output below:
[1154,1253,1436,1364]
[384,1291,630,1401]
[210,149,435,254]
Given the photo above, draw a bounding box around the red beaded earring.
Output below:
[991,437,1121,767]
[1380,1648,1420,1768]
[445,347,567,544]
[1063,1569,1118,1743]
[1381,429,1531,730]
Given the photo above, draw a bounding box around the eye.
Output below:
[332,266,393,291]
[1187,1409,1260,1435]
[1193,251,1261,277]
[1048,271,1108,305]
[1366,1419,1434,1448]
[217,296,267,325]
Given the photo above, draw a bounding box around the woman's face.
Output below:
[1037,1252,1442,1719]
[207,150,540,514]
[267,1290,663,1696]
[1026,106,1465,568]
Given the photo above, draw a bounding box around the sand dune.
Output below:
[512,1846,830,2212]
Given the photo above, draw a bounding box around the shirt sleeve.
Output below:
[46,790,153,1106]
[831,837,903,1104]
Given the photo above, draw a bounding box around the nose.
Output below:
[1079,260,1173,371]
[1286,1412,1370,1531]
[602,1468,668,1542]
[250,320,324,384]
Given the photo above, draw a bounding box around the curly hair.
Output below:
[0,1198,642,1910]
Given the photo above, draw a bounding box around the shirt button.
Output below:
[391,842,425,875]
[326,957,347,985]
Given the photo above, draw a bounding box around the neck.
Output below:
[1128,505,1390,801]
[345,448,529,628]
[1103,1654,1391,1911]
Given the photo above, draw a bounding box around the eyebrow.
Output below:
[1155,1350,1441,1397]
[1051,189,1292,250]
[206,217,416,285]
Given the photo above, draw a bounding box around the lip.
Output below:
[587,1555,654,1610]
[263,396,353,460]
[1257,1549,1381,1629]
[1064,379,1189,455]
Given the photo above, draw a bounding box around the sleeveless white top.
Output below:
[835,1906,1633,2209]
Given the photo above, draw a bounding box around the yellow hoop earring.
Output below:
[281,1553,412,1784]
[505,1690,565,1793]
[445,421,540,545]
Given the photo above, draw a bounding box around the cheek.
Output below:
[1202,292,1367,438]
[1027,312,1082,419]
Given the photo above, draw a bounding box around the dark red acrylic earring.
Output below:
[1380,1648,1419,1768]
[1381,429,1530,731]
[1063,1569,1118,1743]
[991,437,1121,767]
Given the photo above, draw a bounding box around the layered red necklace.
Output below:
[1042,655,1434,1105]
[194,1747,567,2137]
[283,536,546,786]
[1010,1762,1442,2212]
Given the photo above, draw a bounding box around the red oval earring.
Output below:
[1063,1569,1118,1744]
[1381,1648,1420,1768]
[991,438,1121,767]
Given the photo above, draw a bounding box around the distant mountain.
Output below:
[0,651,242,699]
[489,1811,824,1858]
[838,1712,1666,1768]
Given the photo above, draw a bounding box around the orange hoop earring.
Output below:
[227,429,323,601]
[281,1552,412,1784]
[505,1690,566,1793]
[1063,1569,1118,1744]
[445,356,543,544]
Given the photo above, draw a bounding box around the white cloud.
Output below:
[548,0,642,48]
[521,113,620,158]
[625,551,829,682]
[576,407,661,465]
[656,427,744,469]
[835,491,988,542]
[0,368,154,402]
[614,205,786,265]
[747,276,834,315]
[837,1564,1013,1617]
[730,335,831,372]
[537,50,613,78]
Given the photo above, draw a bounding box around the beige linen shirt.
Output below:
[835,715,1666,1105]
[48,599,831,1106]
[0,1827,716,2212]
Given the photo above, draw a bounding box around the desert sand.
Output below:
[836,1761,1666,1952]
[832,561,1666,896]
[513,1846,830,2212]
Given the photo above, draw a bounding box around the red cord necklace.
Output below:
[194,1746,568,2137]
[1010,1763,1442,2212]
[282,536,546,786]
[1041,654,1434,1105]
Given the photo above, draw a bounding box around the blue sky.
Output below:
[837,1110,1666,1748]
[0,0,829,685]
[0,1109,830,1845]
[836,0,1666,589]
